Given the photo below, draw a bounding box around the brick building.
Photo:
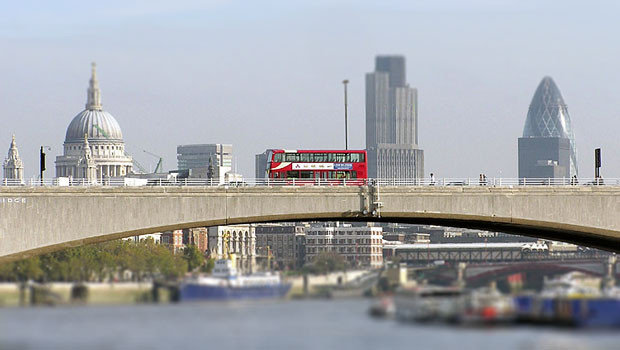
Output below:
[255,224,306,269]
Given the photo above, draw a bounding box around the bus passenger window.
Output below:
[285,153,300,162]
[274,153,283,162]
[300,171,313,179]
[314,153,327,162]
[286,171,300,179]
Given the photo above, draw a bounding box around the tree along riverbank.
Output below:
[0,239,210,283]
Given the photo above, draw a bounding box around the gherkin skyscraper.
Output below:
[519,77,577,178]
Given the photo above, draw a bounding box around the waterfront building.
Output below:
[208,225,256,272]
[3,135,24,182]
[55,63,133,180]
[255,224,306,269]
[124,233,162,244]
[519,77,577,178]
[177,144,233,184]
[161,230,184,254]
[366,55,424,179]
[183,227,208,253]
[305,223,383,267]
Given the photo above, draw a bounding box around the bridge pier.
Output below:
[603,255,617,289]
[455,262,467,289]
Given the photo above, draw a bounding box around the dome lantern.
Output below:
[86,62,103,111]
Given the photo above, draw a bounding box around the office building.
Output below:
[366,56,424,179]
[255,149,272,179]
[177,144,233,184]
[255,224,305,269]
[305,223,383,267]
[519,76,577,178]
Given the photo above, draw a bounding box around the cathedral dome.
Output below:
[63,63,124,143]
[65,109,123,143]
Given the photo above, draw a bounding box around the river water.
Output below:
[0,299,618,349]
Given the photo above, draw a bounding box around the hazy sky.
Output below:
[1,0,619,179]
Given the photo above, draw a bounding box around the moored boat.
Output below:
[394,285,465,323]
[180,259,291,301]
[514,272,620,328]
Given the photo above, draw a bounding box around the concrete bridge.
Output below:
[1,185,620,262]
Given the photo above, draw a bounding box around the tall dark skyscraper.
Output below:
[518,76,577,179]
[366,55,424,179]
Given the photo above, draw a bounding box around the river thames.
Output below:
[0,299,618,349]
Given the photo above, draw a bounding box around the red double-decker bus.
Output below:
[266,149,367,183]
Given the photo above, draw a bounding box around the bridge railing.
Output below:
[0,177,617,188]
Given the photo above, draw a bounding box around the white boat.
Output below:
[179,259,291,301]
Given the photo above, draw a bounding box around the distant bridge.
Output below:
[2,182,620,262]
[422,258,619,286]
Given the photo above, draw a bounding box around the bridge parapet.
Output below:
[1,186,620,262]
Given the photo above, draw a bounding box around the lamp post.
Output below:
[342,79,349,150]
[595,148,601,183]
[40,146,51,185]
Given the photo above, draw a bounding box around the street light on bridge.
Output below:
[40,146,51,185]
[343,79,349,150]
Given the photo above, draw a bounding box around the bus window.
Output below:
[336,153,346,162]
[328,153,336,162]
[314,153,327,162]
[351,171,357,178]
[285,153,300,162]
[335,171,350,179]
[300,171,313,179]
[349,153,360,162]
[300,153,312,162]
[274,153,283,162]
[286,171,300,179]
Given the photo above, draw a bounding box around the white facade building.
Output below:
[208,225,256,272]
[55,63,133,181]
[305,224,383,267]
[3,135,24,182]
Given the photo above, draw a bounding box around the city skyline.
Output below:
[1,1,619,179]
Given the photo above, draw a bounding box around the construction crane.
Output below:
[143,150,163,173]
